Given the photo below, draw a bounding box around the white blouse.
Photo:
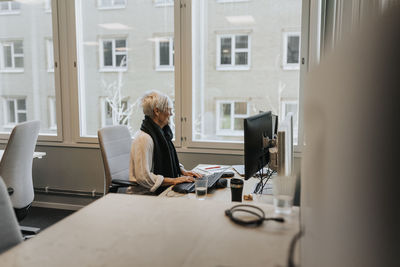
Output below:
[129,130,165,193]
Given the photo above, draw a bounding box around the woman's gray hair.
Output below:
[140,90,173,118]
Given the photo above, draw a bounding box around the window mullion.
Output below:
[231,35,235,66]
[112,39,116,68]
[13,100,18,123]
[11,43,15,68]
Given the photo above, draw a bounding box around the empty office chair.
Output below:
[0,120,40,221]
[98,125,137,193]
[0,177,23,254]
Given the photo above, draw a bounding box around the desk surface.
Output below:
[0,194,299,267]
[0,150,46,161]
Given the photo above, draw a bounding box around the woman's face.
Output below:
[154,106,173,128]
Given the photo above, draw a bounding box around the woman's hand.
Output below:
[181,169,203,178]
[174,176,195,185]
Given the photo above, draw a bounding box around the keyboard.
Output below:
[172,171,225,194]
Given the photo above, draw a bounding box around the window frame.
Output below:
[154,0,174,7]
[0,0,310,154]
[46,38,55,72]
[99,37,128,72]
[0,1,21,15]
[155,36,174,71]
[97,0,127,10]
[48,96,57,130]
[283,32,301,70]
[216,34,251,71]
[2,97,27,128]
[0,0,62,142]
[0,40,24,72]
[216,100,249,137]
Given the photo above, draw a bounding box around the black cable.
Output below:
[287,229,303,267]
[225,204,285,227]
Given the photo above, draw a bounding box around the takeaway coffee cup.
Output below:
[230,178,244,202]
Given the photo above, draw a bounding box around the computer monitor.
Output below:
[244,111,273,180]
[277,113,293,176]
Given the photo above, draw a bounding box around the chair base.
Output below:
[20,225,41,235]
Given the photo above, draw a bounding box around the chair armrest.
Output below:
[111,179,138,187]
[7,187,14,196]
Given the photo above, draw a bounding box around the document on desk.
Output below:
[197,165,229,174]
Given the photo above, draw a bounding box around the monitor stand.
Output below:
[253,180,273,195]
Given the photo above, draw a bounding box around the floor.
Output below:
[21,207,75,232]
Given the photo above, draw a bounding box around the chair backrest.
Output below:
[98,125,132,193]
[0,177,23,254]
[0,121,40,209]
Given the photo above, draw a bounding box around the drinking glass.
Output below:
[195,178,208,200]
[273,175,296,214]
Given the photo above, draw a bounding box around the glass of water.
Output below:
[195,178,208,200]
[273,175,296,214]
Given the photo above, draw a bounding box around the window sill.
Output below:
[97,6,126,10]
[156,67,174,72]
[154,3,174,8]
[0,69,24,73]
[216,66,250,71]
[1,125,15,130]
[99,68,127,73]
[216,131,244,137]
[0,11,21,16]
[0,136,303,158]
[217,0,250,3]
[282,64,300,70]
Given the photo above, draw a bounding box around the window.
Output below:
[0,40,24,71]
[99,38,128,71]
[155,37,174,71]
[283,32,300,70]
[217,34,250,70]
[154,0,174,7]
[0,2,57,136]
[36,0,306,149]
[46,39,54,72]
[76,1,175,138]
[216,101,248,136]
[97,0,126,9]
[3,98,27,126]
[192,1,302,146]
[0,1,21,15]
[100,97,129,127]
[281,100,299,145]
[48,97,57,130]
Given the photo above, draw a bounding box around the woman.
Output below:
[129,90,201,195]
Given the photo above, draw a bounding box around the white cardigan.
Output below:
[129,130,165,193]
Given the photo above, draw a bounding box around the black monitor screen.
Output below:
[244,111,273,180]
[272,114,278,136]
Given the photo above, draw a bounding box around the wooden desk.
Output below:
[0,150,46,161]
[0,194,299,266]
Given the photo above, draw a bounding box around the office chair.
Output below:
[0,121,40,222]
[98,125,138,193]
[0,177,23,254]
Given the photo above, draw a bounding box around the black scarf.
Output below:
[140,115,181,179]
